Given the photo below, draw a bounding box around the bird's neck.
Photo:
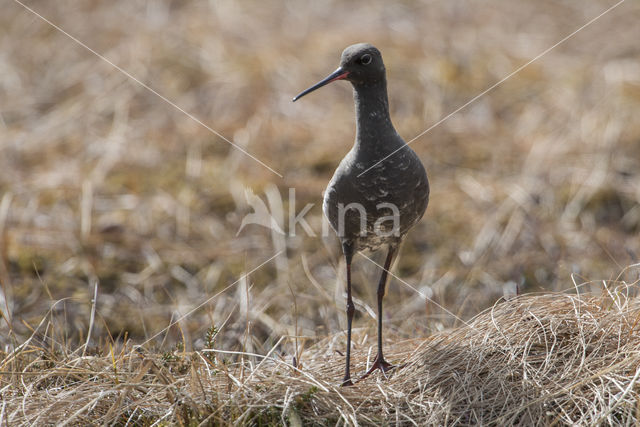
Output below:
[353,79,398,148]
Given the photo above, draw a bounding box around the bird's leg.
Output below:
[341,242,355,387]
[361,245,396,380]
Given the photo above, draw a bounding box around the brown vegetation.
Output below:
[2,284,639,424]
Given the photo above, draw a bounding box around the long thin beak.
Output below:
[292,68,349,102]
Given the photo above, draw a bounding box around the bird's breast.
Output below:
[322,147,429,247]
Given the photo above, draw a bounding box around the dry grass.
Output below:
[2,0,640,424]
[2,280,639,425]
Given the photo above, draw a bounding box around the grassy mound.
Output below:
[2,287,639,425]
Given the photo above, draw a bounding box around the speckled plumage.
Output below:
[322,44,429,251]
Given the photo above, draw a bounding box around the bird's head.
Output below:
[293,43,385,102]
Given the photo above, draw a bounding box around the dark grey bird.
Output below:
[293,43,429,386]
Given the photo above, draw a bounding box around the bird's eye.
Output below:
[360,54,372,65]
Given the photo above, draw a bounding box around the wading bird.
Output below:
[293,43,429,386]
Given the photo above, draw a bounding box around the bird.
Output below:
[293,43,429,386]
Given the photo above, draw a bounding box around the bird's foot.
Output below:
[340,377,354,387]
[359,355,394,381]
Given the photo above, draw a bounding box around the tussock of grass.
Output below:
[2,285,639,425]
[3,0,640,351]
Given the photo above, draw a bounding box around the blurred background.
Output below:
[1,0,639,355]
